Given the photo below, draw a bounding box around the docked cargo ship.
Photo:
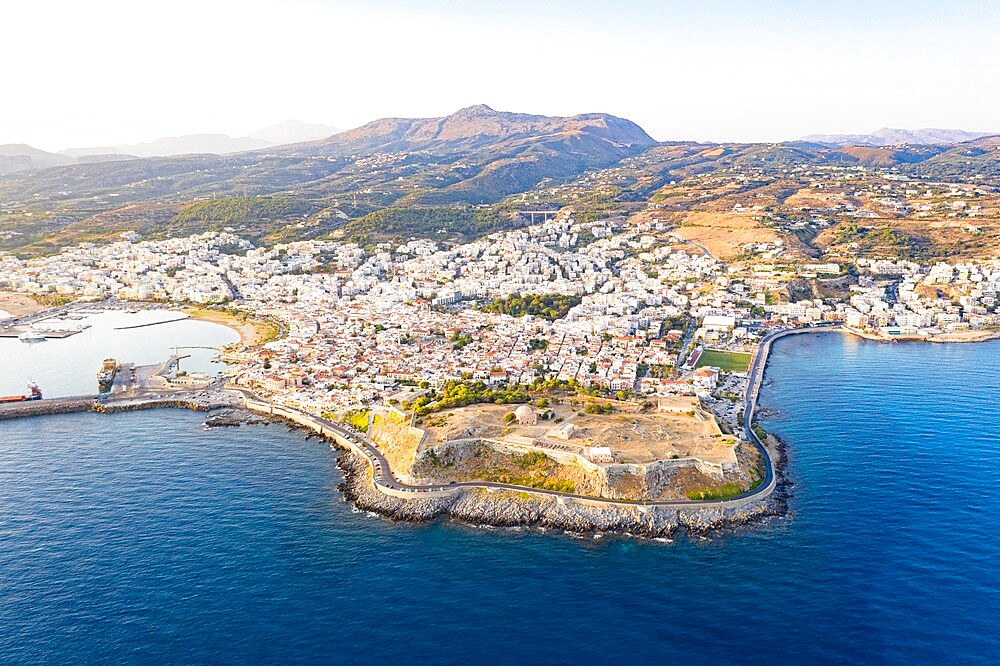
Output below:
[0,381,43,403]
[98,358,118,393]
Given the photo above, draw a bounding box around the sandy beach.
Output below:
[181,307,280,346]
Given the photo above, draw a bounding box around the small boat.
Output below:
[97,358,118,393]
[18,330,47,343]
[0,381,43,402]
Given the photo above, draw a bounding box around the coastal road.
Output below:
[334,412,758,508]
[232,339,813,510]
[1,321,832,509]
[739,324,842,497]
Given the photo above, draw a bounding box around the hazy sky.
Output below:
[4,0,999,150]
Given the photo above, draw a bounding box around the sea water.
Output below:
[0,333,997,663]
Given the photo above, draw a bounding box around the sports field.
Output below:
[695,349,752,372]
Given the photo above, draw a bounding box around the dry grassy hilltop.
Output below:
[365,396,762,502]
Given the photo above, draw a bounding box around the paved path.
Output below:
[739,325,842,493]
[311,409,761,508]
[669,233,718,262]
[234,322,838,509]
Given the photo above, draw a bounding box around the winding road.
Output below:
[236,324,841,509]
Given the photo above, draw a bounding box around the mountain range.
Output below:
[285,104,653,155]
[5,118,993,177]
[801,127,993,147]
[1,105,999,255]
[0,104,656,208]
[0,120,343,173]
[0,144,140,173]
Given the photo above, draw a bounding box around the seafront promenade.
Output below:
[231,321,800,511]
[0,324,837,511]
[0,383,773,510]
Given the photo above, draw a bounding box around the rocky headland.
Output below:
[335,446,788,539]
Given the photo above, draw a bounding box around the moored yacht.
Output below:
[18,330,47,343]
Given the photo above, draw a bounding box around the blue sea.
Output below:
[1,332,998,663]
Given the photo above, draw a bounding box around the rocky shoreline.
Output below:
[2,394,791,540]
[1,396,788,539]
[203,408,272,428]
[335,446,788,539]
[203,404,791,539]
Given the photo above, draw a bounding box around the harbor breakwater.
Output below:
[0,396,96,420]
[0,395,235,421]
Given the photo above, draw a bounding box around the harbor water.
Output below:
[0,309,238,397]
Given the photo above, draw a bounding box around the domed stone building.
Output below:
[514,404,537,425]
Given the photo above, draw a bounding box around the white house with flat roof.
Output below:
[703,315,736,331]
